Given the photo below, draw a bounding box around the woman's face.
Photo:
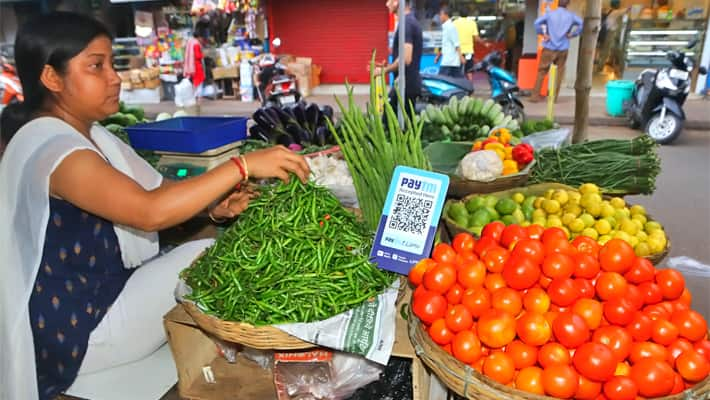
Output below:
[57,35,121,122]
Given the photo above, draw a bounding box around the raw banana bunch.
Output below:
[420,97,520,143]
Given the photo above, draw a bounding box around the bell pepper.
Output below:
[484,142,505,153]
[512,143,534,166]
[490,128,512,145]
[504,146,513,160]
[472,141,483,151]
[502,160,519,175]
[481,137,499,148]
[493,148,506,161]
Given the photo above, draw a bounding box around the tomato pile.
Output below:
[410,222,710,400]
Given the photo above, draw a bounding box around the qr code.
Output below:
[388,194,432,235]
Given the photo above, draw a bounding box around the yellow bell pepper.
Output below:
[504,146,513,160]
[502,160,519,175]
[494,148,506,161]
[490,128,512,145]
[484,142,505,153]
[472,141,483,151]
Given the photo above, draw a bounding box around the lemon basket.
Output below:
[408,303,710,400]
[442,183,670,265]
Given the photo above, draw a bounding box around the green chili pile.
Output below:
[530,135,661,195]
[180,178,396,326]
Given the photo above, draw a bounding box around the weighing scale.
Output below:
[155,140,244,180]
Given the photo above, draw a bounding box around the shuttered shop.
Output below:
[268,0,389,84]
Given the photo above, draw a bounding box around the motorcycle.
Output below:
[471,51,525,121]
[251,38,301,107]
[419,73,474,105]
[0,57,23,111]
[624,39,707,144]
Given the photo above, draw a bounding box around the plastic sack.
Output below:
[664,257,710,320]
[521,128,572,150]
[174,78,196,108]
[329,353,383,399]
[346,357,412,400]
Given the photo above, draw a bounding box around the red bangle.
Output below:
[230,156,247,187]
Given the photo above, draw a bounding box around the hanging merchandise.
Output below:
[191,0,217,15]
[239,57,253,101]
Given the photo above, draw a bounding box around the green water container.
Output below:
[606,80,635,117]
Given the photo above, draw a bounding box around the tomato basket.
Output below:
[407,301,710,400]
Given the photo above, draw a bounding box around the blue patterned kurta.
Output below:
[28,198,133,399]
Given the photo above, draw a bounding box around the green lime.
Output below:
[484,195,499,208]
[484,206,500,221]
[469,208,491,228]
[512,208,526,224]
[470,226,483,236]
[465,196,486,213]
[448,202,468,221]
[501,215,517,226]
[523,195,537,209]
[522,204,535,221]
[496,198,518,216]
[454,215,469,227]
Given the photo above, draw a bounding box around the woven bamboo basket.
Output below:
[408,304,710,400]
[442,183,670,265]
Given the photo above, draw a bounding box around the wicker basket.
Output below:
[447,160,535,199]
[442,183,670,265]
[408,304,710,400]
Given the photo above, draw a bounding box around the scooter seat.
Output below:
[421,73,474,92]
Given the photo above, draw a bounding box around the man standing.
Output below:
[453,14,479,81]
[376,0,423,117]
[435,6,464,78]
[531,0,583,102]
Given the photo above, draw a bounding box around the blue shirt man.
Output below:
[530,0,583,102]
[435,6,463,78]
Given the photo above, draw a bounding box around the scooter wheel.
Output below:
[645,112,683,145]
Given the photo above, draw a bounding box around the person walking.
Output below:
[435,6,464,78]
[531,0,583,102]
[453,14,479,81]
[596,0,627,74]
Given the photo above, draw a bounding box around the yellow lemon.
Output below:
[582,228,599,240]
[580,213,596,228]
[610,197,626,209]
[600,203,616,218]
[520,220,531,227]
[595,219,612,235]
[629,236,640,247]
[635,242,651,257]
[564,204,583,217]
[614,231,633,244]
[562,213,577,226]
[543,199,561,214]
[598,235,613,246]
[579,183,600,195]
[646,237,664,254]
[569,218,585,233]
[586,202,602,218]
[645,221,663,233]
[581,193,603,208]
[614,209,629,222]
[544,189,556,200]
[567,191,582,205]
[553,190,570,206]
[649,229,666,241]
[546,215,563,228]
[512,192,526,204]
[534,197,545,209]
[636,231,648,242]
[632,214,648,226]
[632,219,644,231]
[604,216,618,229]
[533,217,547,227]
[630,204,646,216]
[620,219,639,236]
[532,209,547,220]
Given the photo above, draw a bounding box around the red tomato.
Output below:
[670,372,685,394]
[574,279,596,300]
[542,253,575,279]
[573,342,617,382]
[671,309,708,342]
[483,352,516,384]
[413,284,428,300]
[572,236,601,257]
[432,243,457,264]
[599,239,635,274]
[572,298,603,330]
[678,287,692,306]
[573,253,601,279]
[452,329,482,364]
[639,281,664,306]
[491,287,523,316]
[474,236,498,257]
[526,224,545,241]
[644,304,672,321]
[409,258,436,286]
[544,237,575,257]
[655,269,685,300]
[651,318,679,346]
[539,342,572,367]
[524,287,551,314]
[576,374,602,400]
[477,309,516,348]
[412,291,447,324]
[428,318,454,345]
[500,224,528,248]
[541,227,568,244]
[511,238,545,265]
[506,340,538,369]
[667,338,694,366]
[423,263,457,294]
[452,232,476,254]
[445,283,464,305]
[461,287,491,318]
[517,311,553,346]
[548,278,580,307]
[629,359,676,397]
[603,376,638,400]
[627,312,653,342]
[516,366,545,395]
[457,259,486,289]
[624,257,656,284]
[595,272,628,301]
[481,221,505,242]
[552,311,590,348]
[623,284,644,311]
[482,246,509,273]
[542,364,579,399]
[675,349,710,382]
[629,341,669,364]
[539,274,553,289]
[502,256,541,290]
[445,304,474,333]
[484,273,507,291]
[694,340,710,362]
[603,298,635,326]
[593,326,633,362]
[455,251,478,268]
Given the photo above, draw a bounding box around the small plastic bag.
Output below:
[521,128,572,150]
[174,78,196,108]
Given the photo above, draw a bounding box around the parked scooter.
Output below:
[471,51,525,122]
[0,56,23,112]
[624,40,707,144]
[419,73,474,105]
[251,38,301,107]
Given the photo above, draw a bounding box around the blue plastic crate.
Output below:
[125,117,247,154]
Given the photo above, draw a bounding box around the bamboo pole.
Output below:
[572,0,602,143]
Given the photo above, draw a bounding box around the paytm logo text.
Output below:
[401,177,435,193]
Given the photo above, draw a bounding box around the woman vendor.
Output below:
[0,12,309,400]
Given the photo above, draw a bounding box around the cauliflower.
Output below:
[456,150,503,182]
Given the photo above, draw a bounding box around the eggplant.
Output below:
[314,126,329,146]
[319,105,334,121]
[273,106,297,127]
[263,106,284,131]
[305,103,321,135]
[252,109,278,131]
[286,123,311,145]
[249,124,272,142]
[293,102,308,129]
[276,133,296,147]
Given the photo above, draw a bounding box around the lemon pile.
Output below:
[528,183,667,256]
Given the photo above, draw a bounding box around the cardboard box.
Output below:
[212,66,239,80]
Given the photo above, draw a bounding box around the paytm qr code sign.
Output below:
[371,166,449,275]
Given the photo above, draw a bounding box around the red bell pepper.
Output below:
[512,143,534,166]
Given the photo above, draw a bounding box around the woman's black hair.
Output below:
[0,12,112,147]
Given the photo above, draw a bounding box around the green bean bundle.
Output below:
[180,178,396,326]
[328,53,431,231]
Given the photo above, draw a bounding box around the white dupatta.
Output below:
[0,117,162,399]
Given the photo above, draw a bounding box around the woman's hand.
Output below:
[243,145,311,183]
[208,188,258,221]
